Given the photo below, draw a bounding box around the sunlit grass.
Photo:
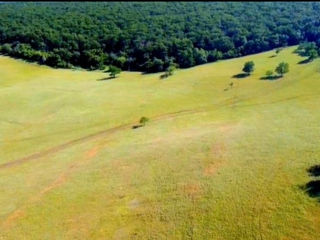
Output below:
[0,47,319,239]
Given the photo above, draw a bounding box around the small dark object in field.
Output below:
[97,77,114,81]
[298,59,311,65]
[160,73,169,79]
[260,75,282,81]
[232,73,249,79]
[132,116,150,129]
[139,116,149,126]
[304,180,320,198]
[308,165,320,177]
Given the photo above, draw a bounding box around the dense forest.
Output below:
[0,2,320,72]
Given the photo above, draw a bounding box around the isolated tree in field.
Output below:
[139,116,149,126]
[308,49,318,62]
[109,65,121,78]
[242,61,255,75]
[166,64,176,76]
[275,62,289,77]
[160,63,177,79]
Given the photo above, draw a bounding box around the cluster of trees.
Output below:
[263,62,290,79]
[240,60,289,80]
[0,2,320,72]
[295,42,320,62]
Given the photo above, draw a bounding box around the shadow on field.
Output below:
[303,165,320,202]
[304,180,320,199]
[260,76,282,81]
[308,165,320,177]
[232,73,249,79]
[97,77,114,81]
[132,124,143,129]
[269,54,277,58]
[298,59,311,65]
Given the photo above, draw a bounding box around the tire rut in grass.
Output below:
[0,109,198,170]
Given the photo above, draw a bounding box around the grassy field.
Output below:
[0,46,319,240]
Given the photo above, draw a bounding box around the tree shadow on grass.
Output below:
[260,75,282,81]
[302,165,320,202]
[132,124,143,129]
[160,73,169,79]
[97,77,115,81]
[304,180,320,200]
[298,59,311,65]
[308,165,320,177]
[232,73,249,79]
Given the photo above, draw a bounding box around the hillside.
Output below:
[0,46,319,239]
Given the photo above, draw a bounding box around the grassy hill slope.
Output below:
[0,46,319,239]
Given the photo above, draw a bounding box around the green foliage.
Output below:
[160,63,177,79]
[193,48,208,65]
[2,46,320,239]
[275,62,289,76]
[145,58,164,73]
[1,43,12,54]
[242,61,255,75]
[0,2,319,72]
[115,56,127,69]
[296,42,318,57]
[139,116,149,126]
[208,50,223,62]
[109,65,121,78]
[166,64,177,76]
[308,49,318,61]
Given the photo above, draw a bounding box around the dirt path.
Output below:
[1,90,314,170]
[0,109,198,170]
[0,124,131,169]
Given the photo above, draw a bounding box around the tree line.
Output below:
[0,2,320,72]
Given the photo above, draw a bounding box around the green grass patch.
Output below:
[0,47,320,239]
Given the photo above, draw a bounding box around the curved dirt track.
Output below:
[2,89,314,170]
[0,109,198,170]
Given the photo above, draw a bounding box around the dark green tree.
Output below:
[109,65,121,78]
[275,62,289,77]
[139,116,149,126]
[160,63,177,79]
[308,49,318,62]
[242,61,255,75]
[193,48,208,64]
[0,2,320,72]
[1,43,12,54]
[166,64,177,76]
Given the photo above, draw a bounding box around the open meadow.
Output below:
[0,46,319,239]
